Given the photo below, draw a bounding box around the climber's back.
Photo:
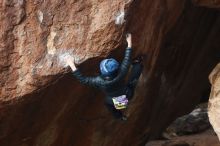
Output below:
[72,46,132,95]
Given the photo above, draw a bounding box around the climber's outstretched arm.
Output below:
[72,70,100,88]
[119,33,132,77]
[104,33,132,85]
[66,58,100,88]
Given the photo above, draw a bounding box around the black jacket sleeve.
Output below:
[72,47,132,87]
[103,47,132,85]
[118,47,132,78]
[72,70,100,88]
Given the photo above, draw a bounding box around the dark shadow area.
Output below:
[200,86,211,103]
[137,1,220,145]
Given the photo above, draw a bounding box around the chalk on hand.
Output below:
[58,52,74,67]
[115,11,125,25]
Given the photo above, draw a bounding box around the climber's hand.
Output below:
[126,33,132,48]
[66,56,73,64]
[66,57,77,72]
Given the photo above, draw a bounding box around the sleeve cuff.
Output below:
[72,69,80,75]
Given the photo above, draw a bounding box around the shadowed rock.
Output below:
[0,0,220,146]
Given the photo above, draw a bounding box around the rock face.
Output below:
[208,63,220,141]
[0,0,220,146]
[146,129,220,146]
[0,0,129,101]
[192,0,220,8]
[166,106,210,137]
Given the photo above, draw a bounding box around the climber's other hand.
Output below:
[126,33,132,47]
[66,57,77,72]
[66,56,73,64]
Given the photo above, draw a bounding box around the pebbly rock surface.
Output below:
[165,106,210,137]
[0,0,131,101]
[192,0,220,8]
[208,63,220,141]
[0,0,220,146]
[146,129,219,146]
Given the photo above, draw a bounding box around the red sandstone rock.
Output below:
[192,0,220,8]
[208,63,220,141]
[0,0,220,146]
[146,129,219,146]
[0,0,130,101]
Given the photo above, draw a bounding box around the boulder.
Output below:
[166,106,210,136]
[0,0,130,101]
[192,0,220,8]
[146,129,219,146]
[0,0,220,146]
[208,63,220,141]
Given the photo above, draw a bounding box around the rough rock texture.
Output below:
[146,129,220,146]
[208,63,220,141]
[0,0,130,101]
[0,0,220,146]
[192,0,220,8]
[165,105,210,137]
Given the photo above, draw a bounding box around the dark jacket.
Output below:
[72,47,132,105]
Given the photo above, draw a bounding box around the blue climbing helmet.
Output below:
[100,58,119,77]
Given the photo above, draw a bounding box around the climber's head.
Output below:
[100,58,119,78]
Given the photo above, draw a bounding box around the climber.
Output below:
[66,33,143,121]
